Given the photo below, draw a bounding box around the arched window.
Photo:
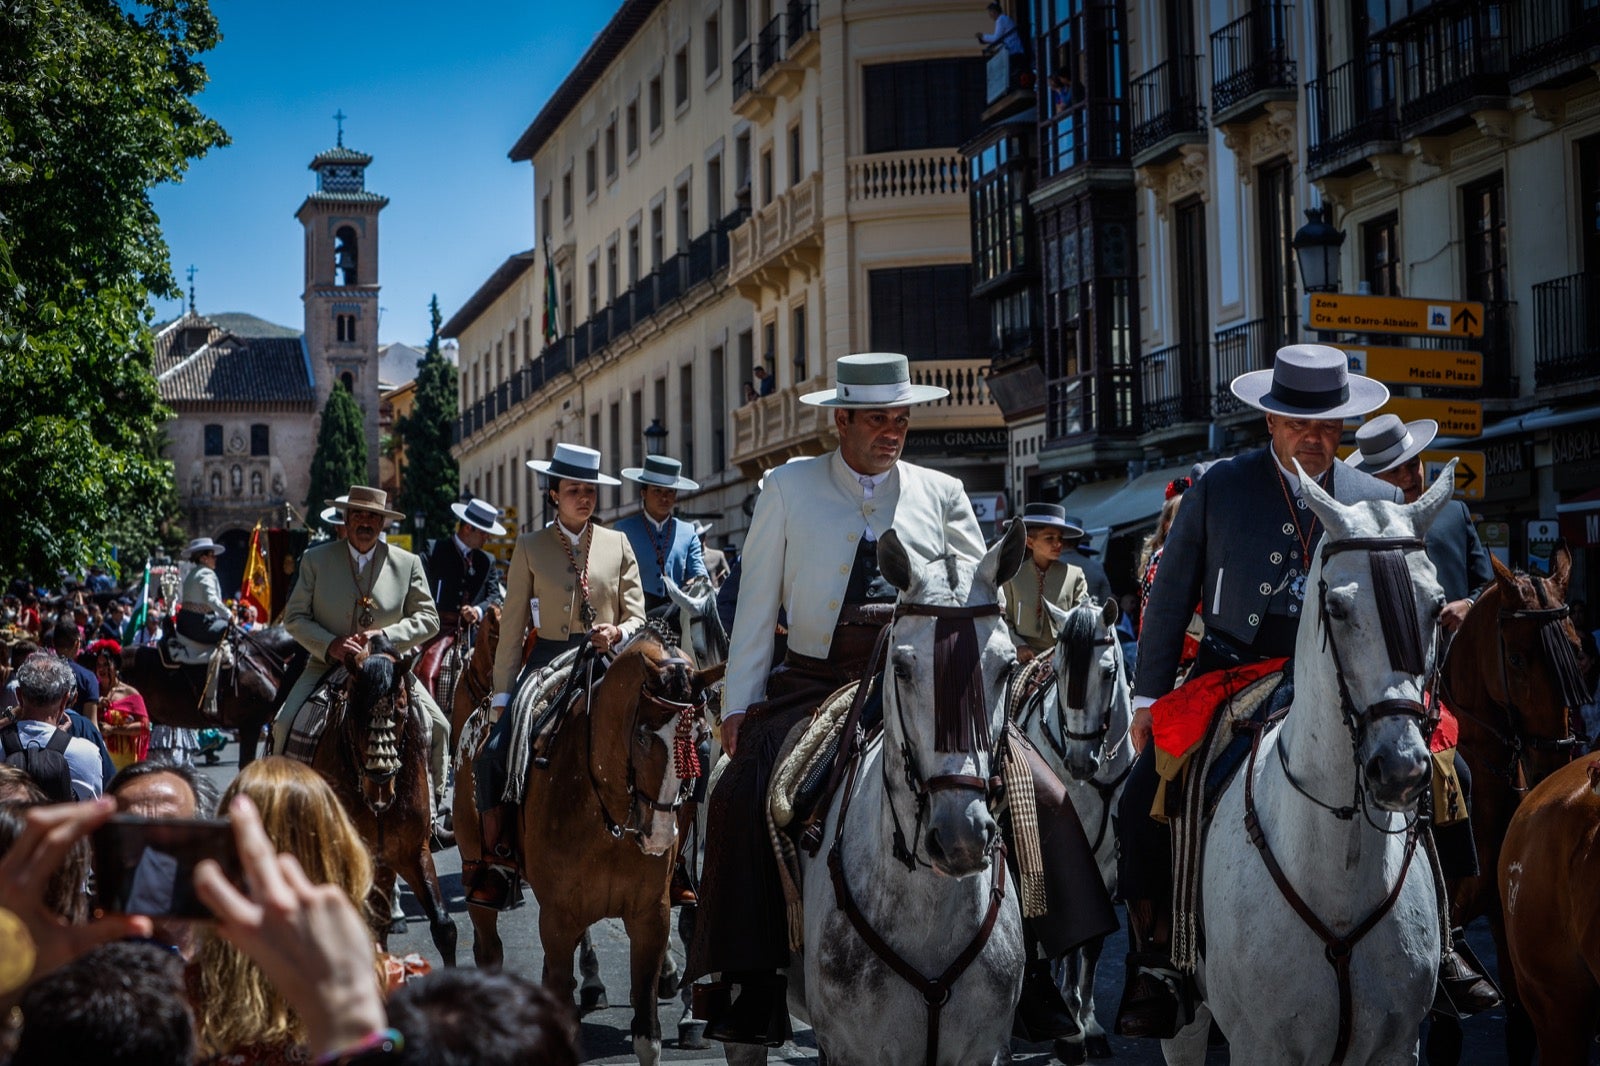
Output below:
[340,371,355,391]
[334,226,359,285]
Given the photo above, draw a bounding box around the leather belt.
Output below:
[837,603,894,627]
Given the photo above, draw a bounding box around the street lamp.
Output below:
[643,418,668,457]
[413,510,425,542]
[1292,205,1346,294]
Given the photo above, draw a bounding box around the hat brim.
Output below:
[798,383,950,408]
[319,507,345,526]
[1344,418,1439,475]
[620,468,700,492]
[1021,516,1087,539]
[187,544,224,559]
[450,501,508,536]
[328,499,406,521]
[526,459,622,486]
[1229,370,1390,419]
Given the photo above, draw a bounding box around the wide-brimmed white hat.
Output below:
[1230,344,1389,420]
[799,352,949,408]
[1344,414,1437,475]
[693,520,715,537]
[527,442,621,486]
[328,485,405,521]
[320,495,349,527]
[450,497,508,536]
[620,454,700,492]
[184,537,225,560]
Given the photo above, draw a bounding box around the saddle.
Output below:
[281,666,432,766]
[499,644,594,804]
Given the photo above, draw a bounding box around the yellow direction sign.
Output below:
[1309,293,1484,338]
[1339,345,1482,388]
[1421,450,1485,501]
[1371,397,1482,437]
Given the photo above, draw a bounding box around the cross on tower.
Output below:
[185,264,198,313]
[333,109,347,146]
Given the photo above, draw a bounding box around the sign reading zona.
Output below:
[1339,345,1482,388]
[1309,293,1484,338]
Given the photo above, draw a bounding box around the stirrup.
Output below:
[1114,951,1194,1040]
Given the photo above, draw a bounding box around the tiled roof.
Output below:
[299,191,390,207]
[310,145,372,167]
[153,313,314,407]
[441,251,535,338]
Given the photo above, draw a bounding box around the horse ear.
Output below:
[1100,596,1120,628]
[693,662,726,692]
[1490,552,1518,589]
[983,518,1028,589]
[1296,458,1349,540]
[1043,597,1070,634]
[878,529,914,593]
[399,647,422,678]
[1404,457,1456,537]
[1549,541,1573,594]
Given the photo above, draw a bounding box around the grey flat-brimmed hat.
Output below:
[1019,503,1086,539]
[1230,344,1389,419]
[799,352,949,408]
[620,454,700,492]
[1344,414,1438,475]
[693,520,715,537]
[184,537,225,560]
[329,485,405,521]
[527,442,622,486]
[451,497,508,536]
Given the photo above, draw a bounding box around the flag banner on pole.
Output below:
[542,238,561,344]
[123,560,151,643]
[242,522,272,623]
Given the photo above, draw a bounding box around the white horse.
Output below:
[728,522,1029,1065]
[1015,596,1133,1062]
[663,573,730,671]
[1162,462,1456,1066]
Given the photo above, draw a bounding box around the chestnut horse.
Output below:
[1498,754,1600,1065]
[310,635,457,965]
[1429,546,1586,1066]
[521,622,721,1065]
[121,625,304,767]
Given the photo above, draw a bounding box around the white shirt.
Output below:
[452,532,473,557]
[852,467,891,540]
[348,543,376,575]
[559,522,585,547]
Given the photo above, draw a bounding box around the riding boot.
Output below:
[465,803,522,911]
[704,971,792,1047]
[1113,898,1191,1040]
[1012,957,1081,1042]
[1436,927,1501,1016]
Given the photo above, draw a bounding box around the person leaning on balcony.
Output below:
[977,1,1025,56]
[753,364,775,397]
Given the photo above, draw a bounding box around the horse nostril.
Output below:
[1365,755,1387,786]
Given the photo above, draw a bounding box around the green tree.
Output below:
[305,383,369,531]
[0,0,228,581]
[396,296,461,542]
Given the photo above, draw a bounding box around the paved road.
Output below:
[199,749,1579,1065]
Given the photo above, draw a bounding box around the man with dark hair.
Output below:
[108,759,219,818]
[49,620,98,723]
[387,969,580,1066]
[11,940,195,1066]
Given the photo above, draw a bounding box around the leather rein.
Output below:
[825,597,1009,1066]
[1242,535,1435,1066]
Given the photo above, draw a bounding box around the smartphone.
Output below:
[91,815,241,919]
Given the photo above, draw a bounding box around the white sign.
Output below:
[968,493,1007,524]
[1526,519,1561,574]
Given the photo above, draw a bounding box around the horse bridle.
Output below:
[1052,632,1133,853]
[1450,580,1588,789]
[338,651,411,814]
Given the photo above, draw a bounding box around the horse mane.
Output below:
[1057,603,1099,710]
[638,617,678,650]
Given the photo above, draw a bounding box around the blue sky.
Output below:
[148,1,615,345]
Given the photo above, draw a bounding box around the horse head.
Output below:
[1300,460,1454,812]
[1049,597,1128,781]
[1456,543,1586,784]
[343,634,420,814]
[605,621,722,856]
[662,574,729,668]
[876,519,1026,878]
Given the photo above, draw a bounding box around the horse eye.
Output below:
[1326,598,1350,621]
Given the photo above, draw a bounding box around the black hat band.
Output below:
[1269,380,1349,410]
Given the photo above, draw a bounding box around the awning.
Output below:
[1062,465,1190,540]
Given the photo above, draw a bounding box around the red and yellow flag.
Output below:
[242,521,272,623]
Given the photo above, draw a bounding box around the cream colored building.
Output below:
[451,0,1008,549]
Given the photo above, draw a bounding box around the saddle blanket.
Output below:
[283,669,429,766]
[1152,658,1288,761]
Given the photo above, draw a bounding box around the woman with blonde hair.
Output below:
[190,756,376,1064]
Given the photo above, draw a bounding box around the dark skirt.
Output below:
[473,633,589,812]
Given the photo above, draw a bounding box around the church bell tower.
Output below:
[296,120,387,486]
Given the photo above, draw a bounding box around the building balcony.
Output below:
[1307,49,1401,178]
[1213,315,1297,418]
[983,42,1032,114]
[846,148,970,217]
[1394,8,1509,138]
[1139,341,1213,434]
[733,3,816,120]
[1534,273,1600,390]
[1210,2,1297,126]
[1130,56,1206,167]
[728,173,822,299]
[1509,0,1600,94]
[1038,99,1131,182]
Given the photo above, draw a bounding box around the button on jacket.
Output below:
[723,451,988,717]
[491,523,646,698]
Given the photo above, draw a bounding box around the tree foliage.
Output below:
[0,0,228,581]
[395,296,461,542]
[306,383,369,531]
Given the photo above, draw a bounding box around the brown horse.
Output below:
[310,634,457,965]
[524,622,721,1065]
[120,626,304,767]
[448,605,505,969]
[1431,546,1587,1065]
[1498,754,1600,1064]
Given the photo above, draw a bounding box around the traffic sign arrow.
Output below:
[1456,464,1478,488]
[1452,306,1479,334]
